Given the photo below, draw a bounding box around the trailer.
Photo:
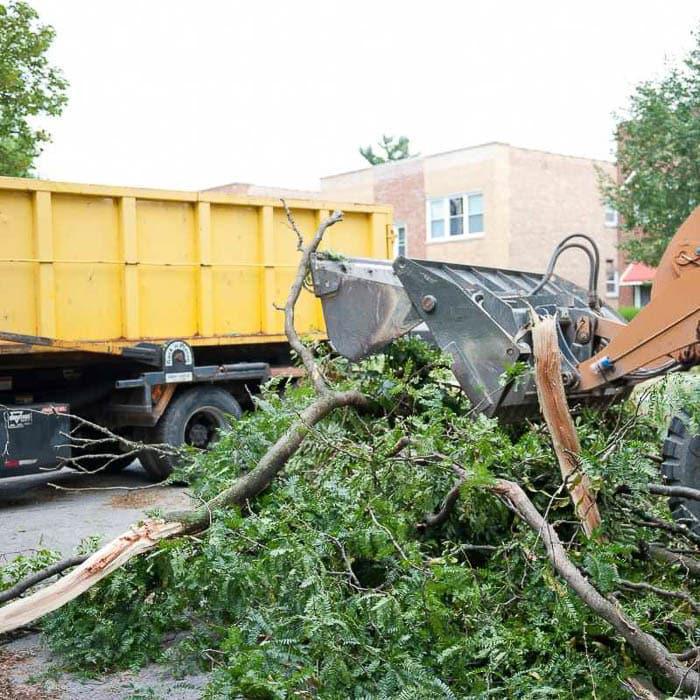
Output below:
[0,176,392,479]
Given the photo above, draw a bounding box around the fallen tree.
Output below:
[1,208,699,697]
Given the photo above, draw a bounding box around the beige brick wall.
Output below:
[423,144,510,267]
[507,148,618,300]
[205,182,324,200]
[319,144,619,305]
[374,158,426,258]
[319,169,375,204]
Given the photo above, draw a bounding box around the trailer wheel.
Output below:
[140,386,242,481]
[661,411,700,536]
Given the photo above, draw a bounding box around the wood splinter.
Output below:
[532,314,602,537]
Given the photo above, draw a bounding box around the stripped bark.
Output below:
[0,520,182,633]
[0,555,87,605]
[491,478,700,695]
[531,315,601,537]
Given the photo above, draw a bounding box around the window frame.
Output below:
[426,192,484,243]
[604,205,619,228]
[393,222,407,258]
[604,258,619,299]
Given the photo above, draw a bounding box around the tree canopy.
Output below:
[0,1,68,177]
[601,29,700,266]
[359,134,417,165]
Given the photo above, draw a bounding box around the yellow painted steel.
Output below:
[0,177,392,354]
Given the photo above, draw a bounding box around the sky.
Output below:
[28,0,700,192]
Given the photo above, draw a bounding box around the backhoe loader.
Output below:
[311,208,700,532]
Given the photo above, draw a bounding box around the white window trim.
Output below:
[393,222,407,258]
[604,205,619,228]
[605,270,619,299]
[426,192,484,244]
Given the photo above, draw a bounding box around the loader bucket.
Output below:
[311,253,628,420]
[310,256,421,361]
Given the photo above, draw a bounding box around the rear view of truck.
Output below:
[0,177,392,479]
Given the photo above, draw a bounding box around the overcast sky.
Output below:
[29,1,700,192]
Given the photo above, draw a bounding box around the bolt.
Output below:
[420,295,437,313]
[506,348,515,357]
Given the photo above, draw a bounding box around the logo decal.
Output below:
[163,341,194,368]
[4,410,32,429]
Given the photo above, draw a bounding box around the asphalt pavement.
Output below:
[0,461,206,699]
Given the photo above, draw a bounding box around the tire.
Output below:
[140,386,242,481]
[661,411,700,535]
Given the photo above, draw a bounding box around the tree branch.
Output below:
[282,204,343,395]
[647,545,700,577]
[419,477,465,529]
[489,478,700,694]
[618,578,700,614]
[0,206,358,634]
[0,555,88,605]
[648,483,700,502]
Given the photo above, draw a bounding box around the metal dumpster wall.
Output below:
[0,177,392,354]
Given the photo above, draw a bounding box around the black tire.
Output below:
[661,411,700,535]
[140,386,242,481]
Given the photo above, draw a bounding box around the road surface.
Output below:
[0,462,207,699]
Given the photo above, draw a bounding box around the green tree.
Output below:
[359,134,417,165]
[0,1,68,177]
[600,29,700,266]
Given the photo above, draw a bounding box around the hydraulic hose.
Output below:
[528,233,601,308]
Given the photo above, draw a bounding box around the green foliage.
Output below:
[0,548,59,591]
[600,26,700,266]
[359,134,416,166]
[0,1,68,176]
[7,341,699,697]
[617,305,639,322]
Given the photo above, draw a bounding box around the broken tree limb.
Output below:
[419,477,465,530]
[0,555,88,605]
[648,483,700,502]
[0,388,368,634]
[648,545,700,577]
[531,314,601,537]
[165,388,369,533]
[618,579,700,615]
[281,201,342,395]
[0,520,183,633]
[0,206,367,635]
[490,478,700,695]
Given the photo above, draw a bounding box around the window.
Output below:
[427,193,484,241]
[429,199,445,238]
[604,205,618,228]
[393,223,407,258]
[605,258,619,298]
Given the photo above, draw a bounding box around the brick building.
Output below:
[320,143,620,304]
